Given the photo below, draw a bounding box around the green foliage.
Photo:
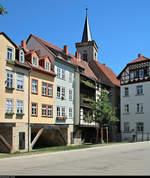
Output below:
[0,4,7,15]
[86,89,119,127]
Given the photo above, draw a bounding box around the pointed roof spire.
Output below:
[81,8,92,42]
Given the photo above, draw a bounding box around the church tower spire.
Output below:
[75,9,98,62]
[81,8,92,42]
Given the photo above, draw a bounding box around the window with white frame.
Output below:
[32,79,38,93]
[57,67,61,78]
[57,86,61,98]
[57,107,61,117]
[16,100,23,114]
[45,62,50,71]
[61,87,65,99]
[19,50,24,63]
[48,84,52,97]
[124,104,129,113]
[124,122,130,132]
[33,57,38,66]
[62,107,66,117]
[42,82,47,95]
[136,103,143,113]
[42,104,47,116]
[48,105,52,117]
[7,47,13,60]
[136,85,143,95]
[6,99,13,113]
[32,103,38,116]
[69,89,73,100]
[69,107,73,118]
[136,122,144,132]
[56,67,65,80]
[124,87,129,96]
[62,69,65,80]
[16,74,24,90]
[6,70,14,88]
[69,72,72,83]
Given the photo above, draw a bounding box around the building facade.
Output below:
[0,33,31,153]
[118,54,150,141]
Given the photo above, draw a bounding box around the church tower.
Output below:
[76,9,98,62]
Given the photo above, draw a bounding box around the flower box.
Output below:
[56,116,67,120]
[5,86,14,90]
[5,112,14,116]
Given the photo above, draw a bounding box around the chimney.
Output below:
[75,51,81,62]
[64,45,68,55]
[138,53,142,58]
[21,40,26,50]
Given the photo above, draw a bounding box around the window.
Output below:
[32,103,38,116]
[69,89,73,100]
[57,107,61,117]
[6,71,14,88]
[57,67,61,78]
[42,82,47,95]
[124,104,129,113]
[124,122,130,132]
[7,47,13,60]
[139,69,144,78]
[19,50,24,63]
[45,62,50,71]
[32,79,38,94]
[33,57,38,66]
[136,103,143,113]
[42,104,47,116]
[56,67,65,80]
[136,122,144,132]
[16,100,23,114]
[124,87,129,96]
[69,72,72,83]
[61,87,65,99]
[130,72,134,80]
[62,107,66,117]
[6,99,13,113]
[57,86,61,98]
[16,74,24,90]
[62,69,65,80]
[136,85,143,95]
[48,84,52,97]
[69,108,73,118]
[82,53,87,61]
[47,105,52,117]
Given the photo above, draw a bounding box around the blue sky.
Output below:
[1,0,150,75]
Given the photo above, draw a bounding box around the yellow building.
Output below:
[24,47,56,149]
[0,32,31,153]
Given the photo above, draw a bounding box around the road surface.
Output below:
[0,141,150,175]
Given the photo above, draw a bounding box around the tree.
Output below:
[0,4,7,15]
[86,89,119,143]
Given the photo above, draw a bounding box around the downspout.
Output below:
[28,69,31,152]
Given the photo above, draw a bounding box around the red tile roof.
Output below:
[27,34,118,85]
[90,60,120,87]
[129,54,149,64]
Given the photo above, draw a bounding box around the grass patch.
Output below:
[0,142,130,159]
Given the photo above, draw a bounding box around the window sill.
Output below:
[5,87,14,90]
[123,113,130,115]
[135,112,144,114]
[31,115,38,117]
[32,92,38,95]
[135,94,144,96]
[16,89,24,92]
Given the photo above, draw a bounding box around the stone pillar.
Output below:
[67,125,74,145]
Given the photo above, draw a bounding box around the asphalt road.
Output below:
[0,141,150,176]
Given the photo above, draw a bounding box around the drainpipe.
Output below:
[28,69,31,152]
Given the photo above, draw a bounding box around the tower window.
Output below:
[82,53,87,61]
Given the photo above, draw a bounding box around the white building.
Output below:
[118,54,150,141]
